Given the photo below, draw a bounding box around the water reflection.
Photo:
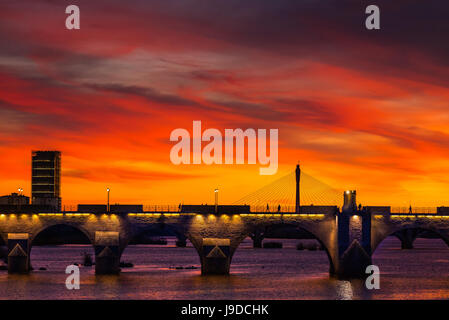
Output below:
[0,237,448,299]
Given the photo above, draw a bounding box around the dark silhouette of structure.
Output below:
[0,193,29,205]
[295,164,301,213]
[343,190,357,213]
[180,205,250,215]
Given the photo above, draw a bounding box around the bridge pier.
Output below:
[8,233,30,274]
[176,235,187,247]
[250,229,265,248]
[394,229,418,249]
[336,210,372,279]
[94,231,120,274]
[200,238,231,275]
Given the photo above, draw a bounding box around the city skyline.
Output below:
[0,149,446,210]
[1,1,449,207]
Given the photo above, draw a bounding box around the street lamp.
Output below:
[214,188,219,214]
[107,187,110,213]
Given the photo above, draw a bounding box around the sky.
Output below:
[0,0,448,207]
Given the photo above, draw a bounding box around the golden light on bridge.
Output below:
[36,213,90,217]
[127,213,181,217]
[239,213,325,218]
[374,214,449,219]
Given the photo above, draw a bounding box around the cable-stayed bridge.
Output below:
[233,165,341,212]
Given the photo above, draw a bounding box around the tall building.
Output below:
[31,151,61,210]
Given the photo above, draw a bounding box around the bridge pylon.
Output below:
[295,164,300,214]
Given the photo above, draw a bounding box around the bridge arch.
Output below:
[121,221,188,253]
[30,223,94,246]
[29,223,95,269]
[238,223,336,274]
[372,226,449,255]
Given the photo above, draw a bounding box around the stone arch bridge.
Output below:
[2,205,449,278]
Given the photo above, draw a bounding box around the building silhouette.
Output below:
[0,192,29,205]
[31,150,61,210]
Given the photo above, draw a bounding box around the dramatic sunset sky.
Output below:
[0,0,448,207]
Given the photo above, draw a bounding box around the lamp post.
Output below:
[107,187,110,213]
[214,188,219,214]
[17,188,23,211]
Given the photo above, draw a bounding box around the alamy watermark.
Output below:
[365,265,380,289]
[64,5,380,31]
[65,265,80,290]
[170,121,278,175]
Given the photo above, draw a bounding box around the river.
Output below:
[1,237,448,299]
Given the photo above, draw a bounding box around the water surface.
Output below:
[1,237,448,299]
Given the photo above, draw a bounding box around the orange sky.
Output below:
[0,1,448,207]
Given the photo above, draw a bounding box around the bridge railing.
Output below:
[62,205,77,212]
[61,205,182,212]
[390,207,437,214]
[59,205,439,215]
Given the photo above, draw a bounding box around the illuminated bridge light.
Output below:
[303,214,324,218]
[130,213,166,217]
